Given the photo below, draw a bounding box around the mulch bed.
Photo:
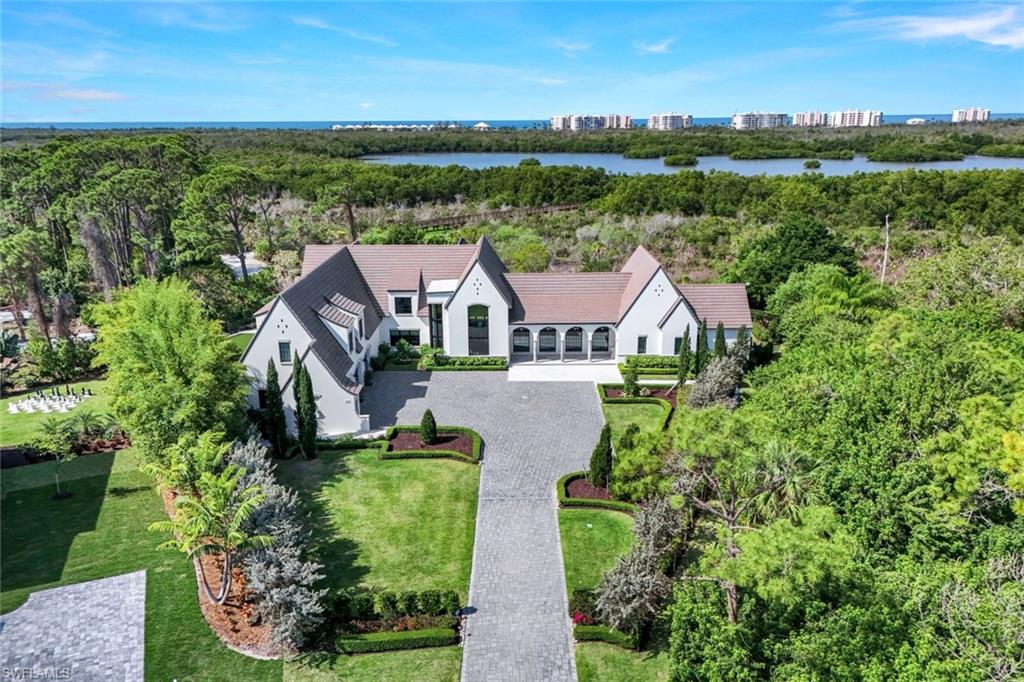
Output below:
[604,386,679,407]
[566,477,612,500]
[389,431,474,457]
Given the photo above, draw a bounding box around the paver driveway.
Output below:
[364,372,604,682]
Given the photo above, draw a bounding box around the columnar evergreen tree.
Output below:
[731,325,751,364]
[588,424,613,488]
[714,322,727,358]
[297,363,317,460]
[695,318,709,374]
[623,366,640,397]
[264,359,287,457]
[677,326,692,383]
[291,356,305,411]
[420,409,438,445]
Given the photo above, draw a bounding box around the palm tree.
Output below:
[144,430,228,497]
[813,271,890,322]
[150,464,272,605]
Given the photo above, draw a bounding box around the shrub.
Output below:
[617,423,641,452]
[394,339,419,364]
[422,354,507,371]
[595,542,671,641]
[558,472,638,513]
[677,326,692,382]
[624,355,678,369]
[264,359,287,457]
[664,153,698,167]
[420,409,438,445]
[336,628,457,654]
[574,624,638,650]
[588,424,612,487]
[374,591,400,620]
[695,319,709,374]
[623,367,639,397]
[569,589,598,618]
[713,322,727,358]
[687,355,745,409]
[333,588,375,621]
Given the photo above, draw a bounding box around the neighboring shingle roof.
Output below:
[301,245,344,276]
[677,284,753,328]
[617,245,667,322]
[506,273,631,323]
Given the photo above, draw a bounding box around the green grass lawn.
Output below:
[559,508,634,594]
[575,642,671,682]
[601,401,669,445]
[276,448,479,598]
[284,647,462,681]
[229,332,255,357]
[1,378,111,446]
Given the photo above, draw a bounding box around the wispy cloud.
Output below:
[550,38,590,58]
[524,76,570,86]
[833,6,1023,50]
[291,16,397,47]
[633,37,676,54]
[3,80,126,101]
[139,4,250,32]
[358,101,375,109]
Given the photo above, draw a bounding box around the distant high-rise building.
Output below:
[647,113,693,130]
[731,112,788,129]
[792,111,828,127]
[550,114,633,131]
[828,109,883,127]
[952,107,991,123]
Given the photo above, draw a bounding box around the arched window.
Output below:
[565,327,584,353]
[467,305,489,355]
[592,327,610,352]
[539,327,557,353]
[512,328,531,354]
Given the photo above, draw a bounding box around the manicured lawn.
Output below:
[559,508,634,593]
[229,332,255,357]
[601,401,668,444]
[0,378,111,446]
[284,646,462,681]
[276,448,479,598]
[0,451,281,681]
[575,642,671,681]
[376,360,421,371]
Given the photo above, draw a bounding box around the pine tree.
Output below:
[264,359,287,457]
[677,325,692,383]
[588,424,612,488]
[420,409,438,445]
[695,319,709,374]
[714,322,727,358]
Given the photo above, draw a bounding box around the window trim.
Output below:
[673,336,684,354]
[637,336,648,355]
[512,327,531,354]
[393,296,414,316]
[278,340,293,365]
[389,329,421,347]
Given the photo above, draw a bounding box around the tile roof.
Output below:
[617,246,667,322]
[677,284,753,328]
[346,244,479,314]
[506,273,631,323]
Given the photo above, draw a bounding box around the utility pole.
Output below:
[880,213,891,284]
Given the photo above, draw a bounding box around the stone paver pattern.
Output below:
[365,372,604,682]
[0,570,146,681]
[508,361,622,384]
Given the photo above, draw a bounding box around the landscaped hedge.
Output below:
[617,364,677,376]
[336,628,458,654]
[421,354,507,371]
[573,624,637,650]
[383,425,482,463]
[317,437,388,451]
[597,385,674,432]
[623,355,678,369]
[557,471,636,514]
[332,587,461,621]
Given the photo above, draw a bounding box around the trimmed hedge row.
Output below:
[336,628,458,654]
[333,587,460,621]
[557,471,636,514]
[597,385,674,432]
[573,624,638,650]
[317,437,388,451]
[617,364,677,376]
[384,425,483,464]
[623,355,678,369]
[422,355,508,371]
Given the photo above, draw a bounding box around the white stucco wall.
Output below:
[616,269,678,358]
[242,299,312,407]
[658,299,700,352]
[444,262,510,357]
[281,350,364,436]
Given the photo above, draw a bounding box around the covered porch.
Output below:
[507,324,617,363]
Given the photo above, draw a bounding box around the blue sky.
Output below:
[2,2,1022,122]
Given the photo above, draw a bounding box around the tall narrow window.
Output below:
[673,337,684,354]
[278,341,292,364]
[429,304,444,348]
[467,305,489,356]
[637,336,647,354]
[512,328,531,353]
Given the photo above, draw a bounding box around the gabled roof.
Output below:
[506,273,631,323]
[617,245,670,323]
[677,284,753,328]
[445,237,514,309]
[346,244,478,314]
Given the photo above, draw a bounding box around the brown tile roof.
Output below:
[677,284,752,328]
[347,244,478,314]
[254,298,275,316]
[316,298,357,328]
[617,245,667,322]
[506,273,631,323]
[301,245,344,277]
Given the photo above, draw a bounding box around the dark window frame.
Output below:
[389,329,421,346]
[592,327,610,352]
[393,296,413,315]
[565,327,584,353]
[637,336,648,354]
[673,336,684,354]
[539,328,557,353]
[512,328,531,353]
[278,340,292,364]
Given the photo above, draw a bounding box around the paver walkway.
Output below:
[0,570,146,681]
[365,372,604,682]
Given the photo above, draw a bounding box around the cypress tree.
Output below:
[298,364,317,459]
[623,366,640,397]
[265,359,287,457]
[714,321,727,358]
[588,424,612,488]
[677,325,691,382]
[732,325,751,363]
[695,319,709,374]
[291,355,305,413]
[420,409,438,445]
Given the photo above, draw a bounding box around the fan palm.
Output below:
[150,464,272,605]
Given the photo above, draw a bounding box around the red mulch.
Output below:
[567,477,612,500]
[604,386,678,407]
[160,489,278,659]
[389,431,474,457]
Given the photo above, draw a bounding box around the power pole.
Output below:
[880,213,891,284]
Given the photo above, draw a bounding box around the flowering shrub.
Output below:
[572,611,595,625]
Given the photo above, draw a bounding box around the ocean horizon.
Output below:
[2,114,1022,130]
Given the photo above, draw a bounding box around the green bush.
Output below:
[664,153,698,167]
[336,628,458,654]
[384,425,482,463]
[422,354,507,371]
[420,409,438,445]
[574,624,638,649]
[623,367,639,397]
[336,588,461,622]
[588,424,612,487]
[624,355,678,369]
[557,471,637,514]
[617,423,641,451]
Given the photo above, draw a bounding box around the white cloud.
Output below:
[43,87,127,101]
[834,6,1023,50]
[358,101,376,109]
[633,37,676,54]
[290,16,397,47]
[524,76,570,86]
[550,38,591,57]
[140,4,250,32]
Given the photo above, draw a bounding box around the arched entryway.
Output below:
[592,327,611,353]
[565,327,584,354]
[467,304,489,355]
[511,327,531,354]
[538,327,558,354]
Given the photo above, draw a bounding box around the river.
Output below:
[363,152,1024,176]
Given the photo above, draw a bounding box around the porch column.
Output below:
[587,330,593,362]
[559,331,565,362]
[532,332,538,362]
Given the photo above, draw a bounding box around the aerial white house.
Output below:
[241,238,751,436]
